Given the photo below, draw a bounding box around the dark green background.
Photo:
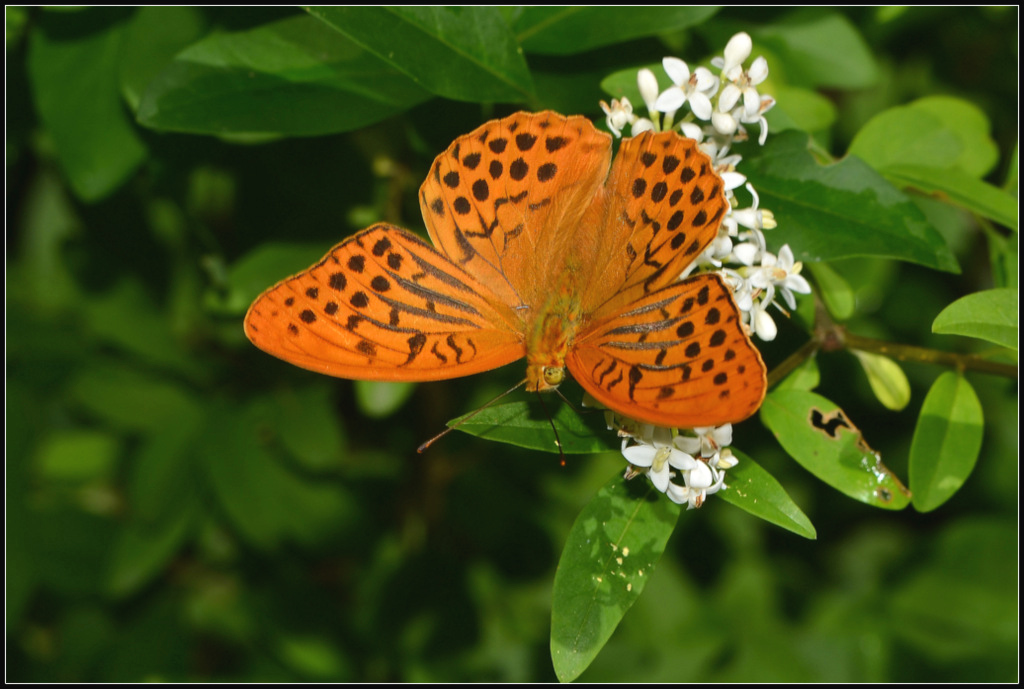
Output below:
[6,6,1017,681]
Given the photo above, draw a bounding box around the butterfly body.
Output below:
[245,111,767,428]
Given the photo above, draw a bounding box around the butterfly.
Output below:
[245,111,766,428]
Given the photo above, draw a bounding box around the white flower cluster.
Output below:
[598,32,813,507]
[616,420,738,510]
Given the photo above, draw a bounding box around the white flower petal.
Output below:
[661,57,690,85]
[679,122,704,141]
[688,462,715,490]
[742,86,761,118]
[649,466,671,492]
[721,171,747,191]
[711,110,737,136]
[719,83,742,112]
[622,445,656,467]
[637,69,660,110]
[653,88,686,113]
[732,242,761,266]
[752,305,777,340]
[688,91,713,120]
[748,56,769,85]
[784,273,812,294]
[631,118,655,135]
[723,32,752,74]
[693,66,717,92]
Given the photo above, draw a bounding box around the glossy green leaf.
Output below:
[742,131,958,273]
[137,15,430,136]
[909,372,984,512]
[718,450,816,539]
[884,165,1018,231]
[852,350,911,411]
[760,389,911,509]
[551,475,680,683]
[117,6,208,110]
[755,10,877,89]
[28,9,146,200]
[808,262,855,320]
[515,7,718,55]
[932,288,1018,350]
[308,6,533,102]
[454,399,619,455]
[775,355,820,391]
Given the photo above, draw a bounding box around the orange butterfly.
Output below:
[245,111,766,428]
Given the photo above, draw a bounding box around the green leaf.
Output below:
[849,96,999,178]
[766,85,837,133]
[137,15,430,136]
[932,288,1018,350]
[718,450,816,539]
[760,390,911,509]
[202,400,358,550]
[35,430,120,482]
[28,8,146,200]
[117,6,208,110]
[68,363,203,434]
[454,399,619,455]
[551,475,680,683]
[851,350,911,411]
[883,165,1018,231]
[252,385,348,473]
[307,6,533,102]
[807,262,855,320]
[909,372,984,512]
[106,503,196,598]
[515,7,718,56]
[742,131,959,273]
[754,10,878,89]
[354,380,417,419]
[775,355,820,391]
[221,242,332,314]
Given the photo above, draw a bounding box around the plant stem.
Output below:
[767,298,1018,386]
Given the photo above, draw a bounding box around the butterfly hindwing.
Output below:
[244,224,525,381]
[567,273,766,427]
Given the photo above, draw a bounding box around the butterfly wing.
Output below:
[418,111,612,309]
[578,130,728,315]
[567,273,766,427]
[244,224,525,381]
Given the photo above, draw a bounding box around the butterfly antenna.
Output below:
[534,390,567,467]
[417,379,528,454]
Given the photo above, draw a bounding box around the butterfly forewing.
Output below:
[568,273,766,428]
[580,131,728,315]
[418,111,612,308]
[244,224,525,381]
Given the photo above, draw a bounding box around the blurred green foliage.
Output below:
[6,6,1017,682]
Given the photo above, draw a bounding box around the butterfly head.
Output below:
[526,363,565,393]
